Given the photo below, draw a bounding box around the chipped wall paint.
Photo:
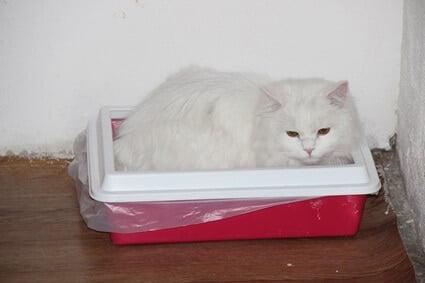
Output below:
[0,0,403,156]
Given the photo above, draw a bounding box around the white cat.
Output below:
[114,66,362,171]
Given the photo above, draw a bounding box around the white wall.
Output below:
[398,0,425,251]
[0,0,403,156]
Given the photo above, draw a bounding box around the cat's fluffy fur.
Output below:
[114,66,362,171]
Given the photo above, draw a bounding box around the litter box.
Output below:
[82,106,380,245]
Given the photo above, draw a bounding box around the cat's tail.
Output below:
[113,135,150,171]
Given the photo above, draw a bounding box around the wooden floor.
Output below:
[0,156,416,282]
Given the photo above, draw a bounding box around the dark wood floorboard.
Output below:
[0,156,415,282]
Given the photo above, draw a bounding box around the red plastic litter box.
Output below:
[82,107,380,245]
[109,195,366,245]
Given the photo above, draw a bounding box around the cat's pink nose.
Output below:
[304,148,314,156]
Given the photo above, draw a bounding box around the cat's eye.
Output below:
[286,131,299,138]
[317,128,331,136]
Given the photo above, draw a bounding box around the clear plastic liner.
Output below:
[68,130,312,233]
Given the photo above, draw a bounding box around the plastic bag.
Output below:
[68,130,312,233]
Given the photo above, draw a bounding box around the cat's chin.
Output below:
[297,156,322,166]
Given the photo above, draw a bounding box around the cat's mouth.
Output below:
[301,155,321,164]
[283,151,322,165]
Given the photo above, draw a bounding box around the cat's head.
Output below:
[257,78,361,165]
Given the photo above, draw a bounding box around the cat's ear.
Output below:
[327,81,349,107]
[260,86,283,112]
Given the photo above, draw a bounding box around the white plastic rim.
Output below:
[87,106,381,202]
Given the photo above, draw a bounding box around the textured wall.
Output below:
[398,0,425,251]
[0,0,403,156]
